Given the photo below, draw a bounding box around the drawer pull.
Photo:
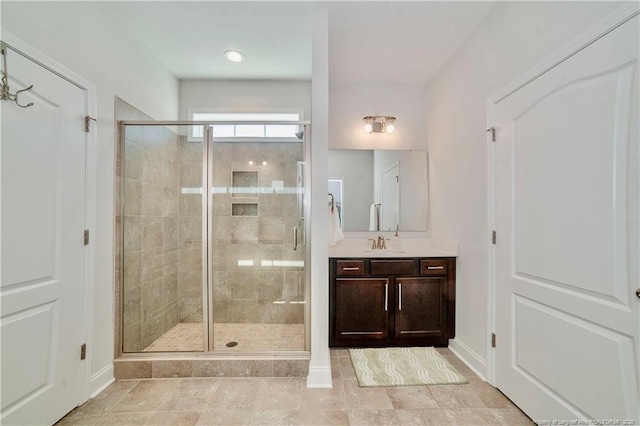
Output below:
[398,283,402,311]
[341,267,360,271]
[384,283,388,312]
[427,266,444,270]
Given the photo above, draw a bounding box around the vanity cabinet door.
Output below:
[394,277,446,339]
[333,278,389,342]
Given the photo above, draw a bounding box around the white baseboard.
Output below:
[449,338,487,381]
[306,365,333,388]
[89,363,115,398]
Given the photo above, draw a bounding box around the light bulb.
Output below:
[248,160,254,166]
[262,161,268,166]
[224,50,244,63]
[385,123,395,133]
[364,123,373,133]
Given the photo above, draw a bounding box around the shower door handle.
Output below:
[293,226,298,251]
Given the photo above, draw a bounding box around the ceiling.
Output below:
[112,1,496,85]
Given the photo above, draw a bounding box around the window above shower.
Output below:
[189,111,303,141]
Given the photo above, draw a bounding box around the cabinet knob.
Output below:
[636,289,640,299]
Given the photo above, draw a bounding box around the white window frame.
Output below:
[188,108,305,142]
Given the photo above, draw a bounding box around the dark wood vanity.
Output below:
[329,257,456,348]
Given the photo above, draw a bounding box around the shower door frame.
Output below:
[118,120,311,356]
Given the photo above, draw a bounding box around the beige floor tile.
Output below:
[348,409,401,425]
[429,384,487,409]
[301,379,346,410]
[197,409,254,425]
[441,355,478,379]
[249,410,300,425]
[468,378,517,409]
[491,408,535,425]
[332,349,350,358]
[58,349,536,426]
[254,378,303,410]
[299,410,349,425]
[207,378,259,410]
[56,415,103,425]
[337,357,356,379]
[145,411,203,425]
[444,408,503,425]
[331,358,342,379]
[94,412,153,425]
[142,323,305,353]
[109,380,178,413]
[66,380,140,417]
[386,386,440,410]
[395,408,452,425]
[343,379,394,410]
[158,379,220,412]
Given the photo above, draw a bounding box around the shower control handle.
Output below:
[293,226,298,251]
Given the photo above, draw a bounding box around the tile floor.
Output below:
[142,323,305,352]
[57,348,533,425]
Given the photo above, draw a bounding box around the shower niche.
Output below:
[118,121,308,354]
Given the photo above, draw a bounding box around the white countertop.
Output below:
[328,238,458,258]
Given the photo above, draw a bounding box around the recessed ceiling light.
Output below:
[224,50,244,63]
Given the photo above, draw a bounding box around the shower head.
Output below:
[295,131,304,140]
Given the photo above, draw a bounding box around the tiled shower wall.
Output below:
[117,99,186,352]
[210,142,305,325]
[177,137,203,323]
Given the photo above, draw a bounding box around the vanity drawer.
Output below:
[370,260,414,276]
[420,259,448,276]
[336,260,365,276]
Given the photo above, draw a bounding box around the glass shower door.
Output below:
[208,136,306,352]
[120,123,207,353]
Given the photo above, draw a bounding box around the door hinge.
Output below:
[84,229,90,245]
[491,333,496,348]
[84,115,96,132]
[80,343,87,360]
[492,230,496,245]
[487,127,496,142]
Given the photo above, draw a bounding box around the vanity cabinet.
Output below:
[329,257,456,348]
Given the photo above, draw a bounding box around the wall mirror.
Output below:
[328,149,428,231]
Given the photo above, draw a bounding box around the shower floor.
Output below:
[142,322,305,352]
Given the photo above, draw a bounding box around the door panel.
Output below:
[395,277,444,338]
[334,278,388,340]
[1,44,86,425]
[494,16,639,421]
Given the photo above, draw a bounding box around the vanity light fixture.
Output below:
[363,116,396,134]
[224,50,245,63]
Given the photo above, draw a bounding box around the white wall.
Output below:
[329,82,428,151]
[179,79,311,120]
[425,1,625,375]
[2,2,179,393]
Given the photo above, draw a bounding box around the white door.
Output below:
[494,16,639,422]
[381,163,399,232]
[1,43,88,424]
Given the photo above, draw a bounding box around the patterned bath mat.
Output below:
[349,347,468,386]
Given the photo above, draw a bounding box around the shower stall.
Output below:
[118,121,310,354]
